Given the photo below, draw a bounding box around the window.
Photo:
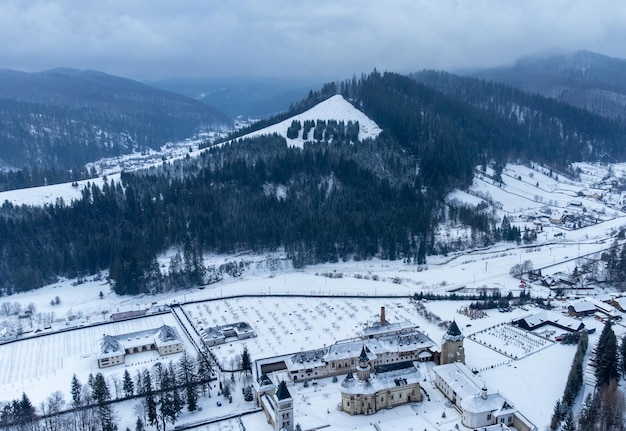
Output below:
[487,414,492,421]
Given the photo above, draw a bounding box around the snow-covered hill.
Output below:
[233,94,381,147]
[0,95,380,207]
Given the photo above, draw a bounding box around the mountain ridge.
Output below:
[0,68,232,170]
[465,50,626,121]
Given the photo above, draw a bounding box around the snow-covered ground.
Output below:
[2,95,626,429]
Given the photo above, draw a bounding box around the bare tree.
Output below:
[1,301,11,316]
[11,302,22,315]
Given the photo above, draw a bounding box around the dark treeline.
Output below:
[2,70,626,295]
[0,133,433,295]
[0,165,98,192]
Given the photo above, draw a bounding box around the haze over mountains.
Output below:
[466,50,626,121]
[0,68,231,171]
[148,76,322,119]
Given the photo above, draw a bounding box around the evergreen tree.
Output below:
[15,392,36,427]
[577,393,599,431]
[619,336,626,376]
[178,350,198,411]
[71,374,82,407]
[241,346,252,378]
[143,370,157,429]
[595,321,620,386]
[92,372,116,431]
[123,369,135,398]
[135,416,145,431]
[197,351,213,397]
[562,411,576,431]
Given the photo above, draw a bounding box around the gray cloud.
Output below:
[1,0,625,80]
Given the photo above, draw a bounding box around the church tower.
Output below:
[275,381,294,431]
[356,345,372,381]
[440,321,465,365]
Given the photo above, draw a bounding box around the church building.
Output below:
[339,346,423,415]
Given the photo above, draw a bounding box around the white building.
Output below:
[433,362,536,431]
[97,325,183,368]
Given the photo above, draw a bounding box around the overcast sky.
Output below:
[1,0,626,81]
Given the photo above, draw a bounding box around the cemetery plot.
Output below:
[467,323,552,360]
[182,297,433,370]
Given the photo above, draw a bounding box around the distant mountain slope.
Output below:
[465,50,626,121]
[410,69,626,168]
[148,76,321,119]
[0,68,232,170]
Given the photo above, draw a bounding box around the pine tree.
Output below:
[143,370,157,429]
[135,416,145,431]
[71,374,82,407]
[619,335,626,376]
[123,369,135,398]
[241,346,252,378]
[178,350,198,411]
[197,350,213,397]
[92,372,115,431]
[16,392,36,427]
[562,411,576,431]
[595,321,620,386]
[577,393,599,431]
[550,399,563,430]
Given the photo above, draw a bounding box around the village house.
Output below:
[611,296,626,312]
[513,310,586,333]
[568,300,596,317]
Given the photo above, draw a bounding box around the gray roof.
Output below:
[97,325,182,358]
[276,381,291,400]
[99,335,123,358]
[340,361,422,395]
[443,321,464,342]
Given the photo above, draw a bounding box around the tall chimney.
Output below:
[380,306,386,326]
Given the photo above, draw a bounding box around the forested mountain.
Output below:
[148,76,321,119]
[410,69,626,167]
[2,70,626,296]
[0,68,232,170]
[465,50,626,121]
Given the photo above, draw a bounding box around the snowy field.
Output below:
[0,313,194,406]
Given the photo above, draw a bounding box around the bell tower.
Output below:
[275,381,293,431]
[356,345,372,381]
[440,321,465,365]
